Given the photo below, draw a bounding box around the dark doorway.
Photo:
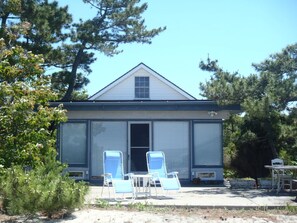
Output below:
[130,123,150,171]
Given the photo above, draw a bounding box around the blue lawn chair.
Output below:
[101,151,135,200]
[146,151,181,196]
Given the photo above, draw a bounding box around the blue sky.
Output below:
[59,0,297,99]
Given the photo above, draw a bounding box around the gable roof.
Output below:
[88,63,196,100]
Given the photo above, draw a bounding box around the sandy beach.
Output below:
[2,206,297,222]
[54,208,297,223]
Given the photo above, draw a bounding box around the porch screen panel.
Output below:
[91,121,127,178]
[194,123,222,166]
[61,122,87,166]
[153,121,189,179]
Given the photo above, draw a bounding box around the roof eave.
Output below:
[50,100,241,112]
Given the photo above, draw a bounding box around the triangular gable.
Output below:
[89,63,196,100]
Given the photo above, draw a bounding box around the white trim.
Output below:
[140,65,196,100]
[89,63,196,100]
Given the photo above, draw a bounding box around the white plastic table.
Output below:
[264,165,297,193]
[131,174,152,198]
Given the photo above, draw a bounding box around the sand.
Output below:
[53,208,297,223]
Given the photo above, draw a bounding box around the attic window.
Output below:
[135,76,149,99]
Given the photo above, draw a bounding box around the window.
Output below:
[153,121,190,179]
[91,121,127,178]
[60,122,87,167]
[193,123,222,166]
[135,76,149,99]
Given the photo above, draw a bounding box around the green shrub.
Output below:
[223,168,239,179]
[0,163,89,218]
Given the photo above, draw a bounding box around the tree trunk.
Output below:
[1,13,9,46]
[264,118,278,159]
[268,139,278,159]
[1,15,8,28]
[62,46,85,101]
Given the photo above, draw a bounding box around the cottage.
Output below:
[53,63,240,183]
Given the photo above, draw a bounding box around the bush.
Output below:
[223,168,239,179]
[0,163,89,218]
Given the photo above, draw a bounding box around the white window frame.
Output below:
[135,76,150,99]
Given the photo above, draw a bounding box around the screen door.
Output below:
[129,123,150,172]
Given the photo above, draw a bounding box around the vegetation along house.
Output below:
[52,63,240,183]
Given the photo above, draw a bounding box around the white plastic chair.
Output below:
[271,158,292,192]
[101,150,135,200]
[146,151,181,196]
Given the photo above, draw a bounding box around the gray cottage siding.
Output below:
[55,101,240,182]
[53,63,240,183]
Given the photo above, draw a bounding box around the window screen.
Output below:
[193,123,222,166]
[61,122,87,166]
[91,121,127,177]
[153,121,189,179]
